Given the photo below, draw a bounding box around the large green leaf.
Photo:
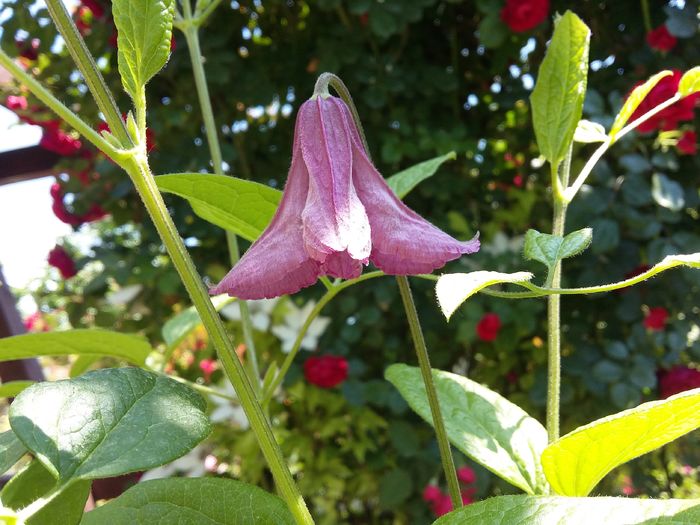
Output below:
[530,11,590,167]
[156,174,281,241]
[542,388,700,496]
[436,271,533,320]
[433,495,700,524]
[0,430,26,476]
[112,0,174,101]
[523,228,592,271]
[610,70,672,137]
[80,478,296,525]
[385,364,548,494]
[9,367,210,482]
[385,152,456,199]
[0,330,151,366]
[1,461,90,525]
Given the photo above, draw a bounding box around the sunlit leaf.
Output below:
[610,70,672,137]
[436,271,533,320]
[433,495,700,524]
[542,388,700,496]
[679,66,700,97]
[386,152,456,199]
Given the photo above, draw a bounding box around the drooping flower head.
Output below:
[304,355,349,388]
[212,81,479,299]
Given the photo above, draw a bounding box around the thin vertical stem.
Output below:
[180,0,261,389]
[397,276,462,509]
[546,146,571,444]
[124,155,314,525]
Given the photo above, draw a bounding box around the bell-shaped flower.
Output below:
[211,94,479,299]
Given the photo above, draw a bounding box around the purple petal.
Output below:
[210,152,321,299]
[320,251,363,279]
[351,146,480,275]
[298,97,371,264]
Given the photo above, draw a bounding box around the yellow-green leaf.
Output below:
[542,387,700,496]
[610,70,672,137]
[679,66,700,97]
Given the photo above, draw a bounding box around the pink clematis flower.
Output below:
[212,92,479,299]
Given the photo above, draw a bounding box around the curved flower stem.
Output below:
[396,276,462,508]
[123,153,313,525]
[179,0,261,392]
[44,0,131,146]
[260,271,384,407]
[315,71,461,507]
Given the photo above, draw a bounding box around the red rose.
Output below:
[15,37,40,61]
[476,313,501,342]
[50,183,108,225]
[48,245,77,279]
[644,307,668,331]
[627,70,697,133]
[457,466,476,484]
[422,484,441,503]
[199,358,218,382]
[303,355,348,388]
[659,366,700,398]
[39,122,82,156]
[500,0,549,33]
[677,130,697,155]
[5,95,28,111]
[646,25,677,52]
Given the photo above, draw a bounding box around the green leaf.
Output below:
[156,174,281,242]
[679,66,700,97]
[9,367,209,482]
[385,152,456,199]
[379,468,413,509]
[112,0,175,100]
[0,330,151,366]
[2,461,56,510]
[542,387,700,496]
[385,364,548,495]
[0,380,35,398]
[610,70,672,137]
[162,295,234,349]
[2,461,90,525]
[0,430,26,476]
[69,355,101,378]
[80,478,296,525]
[433,495,700,524]
[573,119,607,143]
[652,173,685,212]
[478,13,508,49]
[523,228,592,270]
[530,11,591,167]
[435,271,534,320]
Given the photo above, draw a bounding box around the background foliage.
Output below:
[2,0,700,523]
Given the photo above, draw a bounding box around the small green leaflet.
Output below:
[112,0,175,101]
[81,478,296,525]
[523,228,592,271]
[0,430,26,476]
[530,11,591,167]
[609,70,672,138]
[433,495,700,524]
[385,151,456,199]
[542,387,700,496]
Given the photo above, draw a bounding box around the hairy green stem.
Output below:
[45,0,131,146]
[397,276,461,508]
[260,271,383,406]
[180,0,261,391]
[123,154,313,524]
